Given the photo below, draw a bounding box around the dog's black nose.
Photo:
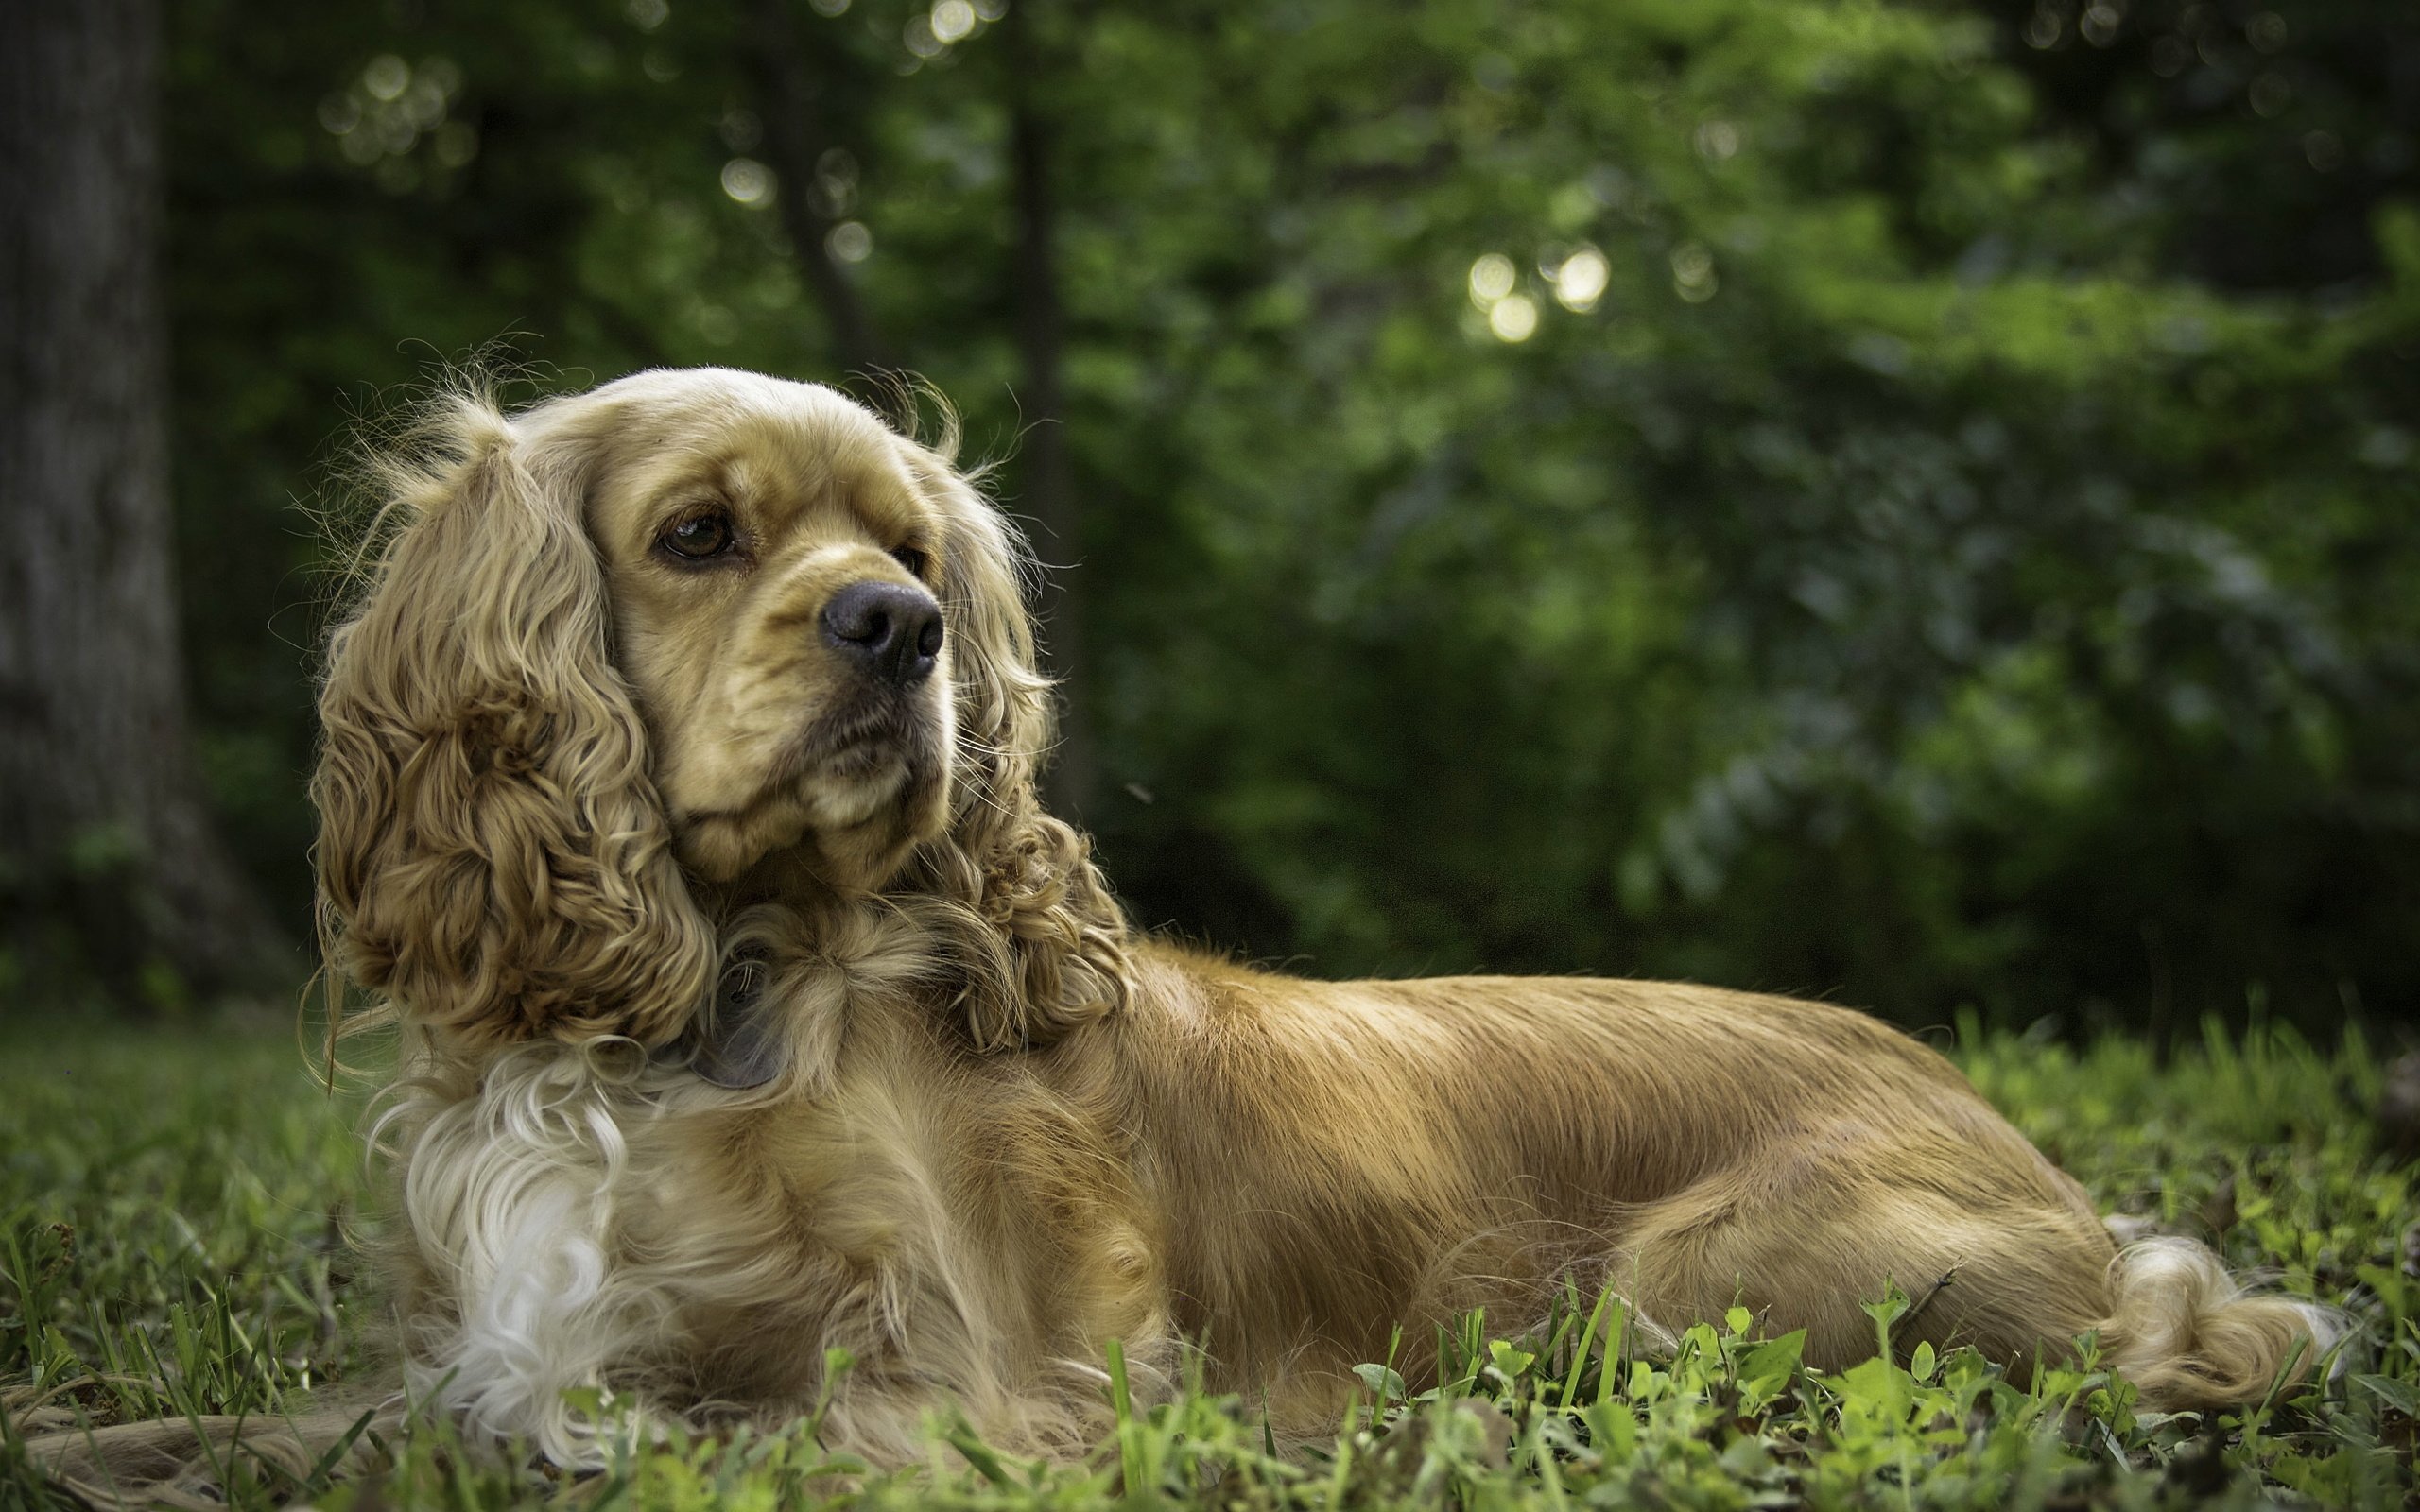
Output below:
[820,579,943,686]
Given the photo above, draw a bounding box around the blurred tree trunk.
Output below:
[1004,0,1096,821]
[0,0,288,1003]
[746,0,890,378]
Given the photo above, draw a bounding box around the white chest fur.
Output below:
[388,1046,673,1464]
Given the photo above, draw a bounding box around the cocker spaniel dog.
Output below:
[304,367,2325,1467]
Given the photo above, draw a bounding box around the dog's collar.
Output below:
[677,956,786,1090]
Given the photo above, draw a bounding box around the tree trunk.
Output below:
[1004,0,1096,820]
[0,0,290,1004]
[745,0,890,379]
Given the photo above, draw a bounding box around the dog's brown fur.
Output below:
[31,367,2331,1497]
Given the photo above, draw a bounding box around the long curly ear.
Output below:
[312,390,717,1053]
[892,438,1131,1051]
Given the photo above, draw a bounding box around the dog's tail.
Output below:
[2096,1237,2341,1411]
[14,1401,396,1510]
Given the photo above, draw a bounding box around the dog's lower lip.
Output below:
[679,717,914,830]
[818,740,897,782]
[780,713,909,782]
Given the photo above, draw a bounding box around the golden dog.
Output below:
[301,367,2326,1467]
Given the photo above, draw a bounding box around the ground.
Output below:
[0,1011,2412,1509]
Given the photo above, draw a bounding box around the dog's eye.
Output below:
[662,512,736,561]
[890,545,931,579]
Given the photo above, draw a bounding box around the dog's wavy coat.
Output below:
[313,369,2325,1465]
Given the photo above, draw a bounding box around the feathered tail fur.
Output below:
[2099,1237,2341,1410]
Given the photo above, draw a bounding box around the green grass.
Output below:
[1,1016,2411,1509]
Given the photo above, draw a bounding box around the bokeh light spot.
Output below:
[432,121,478,169]
[1468,252,1516,307]
[932,0,977,43]
[1670,241,1718,303]
[1489,295,1539,342]
[827,220,873,263]
[2360,426,2412,469]
[1553,246,1609,312]
[721,158,774,205]
[363,55,409,103]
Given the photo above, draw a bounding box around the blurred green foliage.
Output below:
[164,0,2420,1031]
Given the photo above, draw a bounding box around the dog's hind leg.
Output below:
[1605,1175,2120,1380]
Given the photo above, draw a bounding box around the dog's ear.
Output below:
[313,390,717,1053]
[892,439,1132,1052]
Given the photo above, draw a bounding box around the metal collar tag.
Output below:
[690,958,785,1090]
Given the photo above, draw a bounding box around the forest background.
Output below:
[6,0,2418,1040]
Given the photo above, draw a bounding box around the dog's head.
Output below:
[314,368,1127,1055]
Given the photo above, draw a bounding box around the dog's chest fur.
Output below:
[388,959,1169,1465]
